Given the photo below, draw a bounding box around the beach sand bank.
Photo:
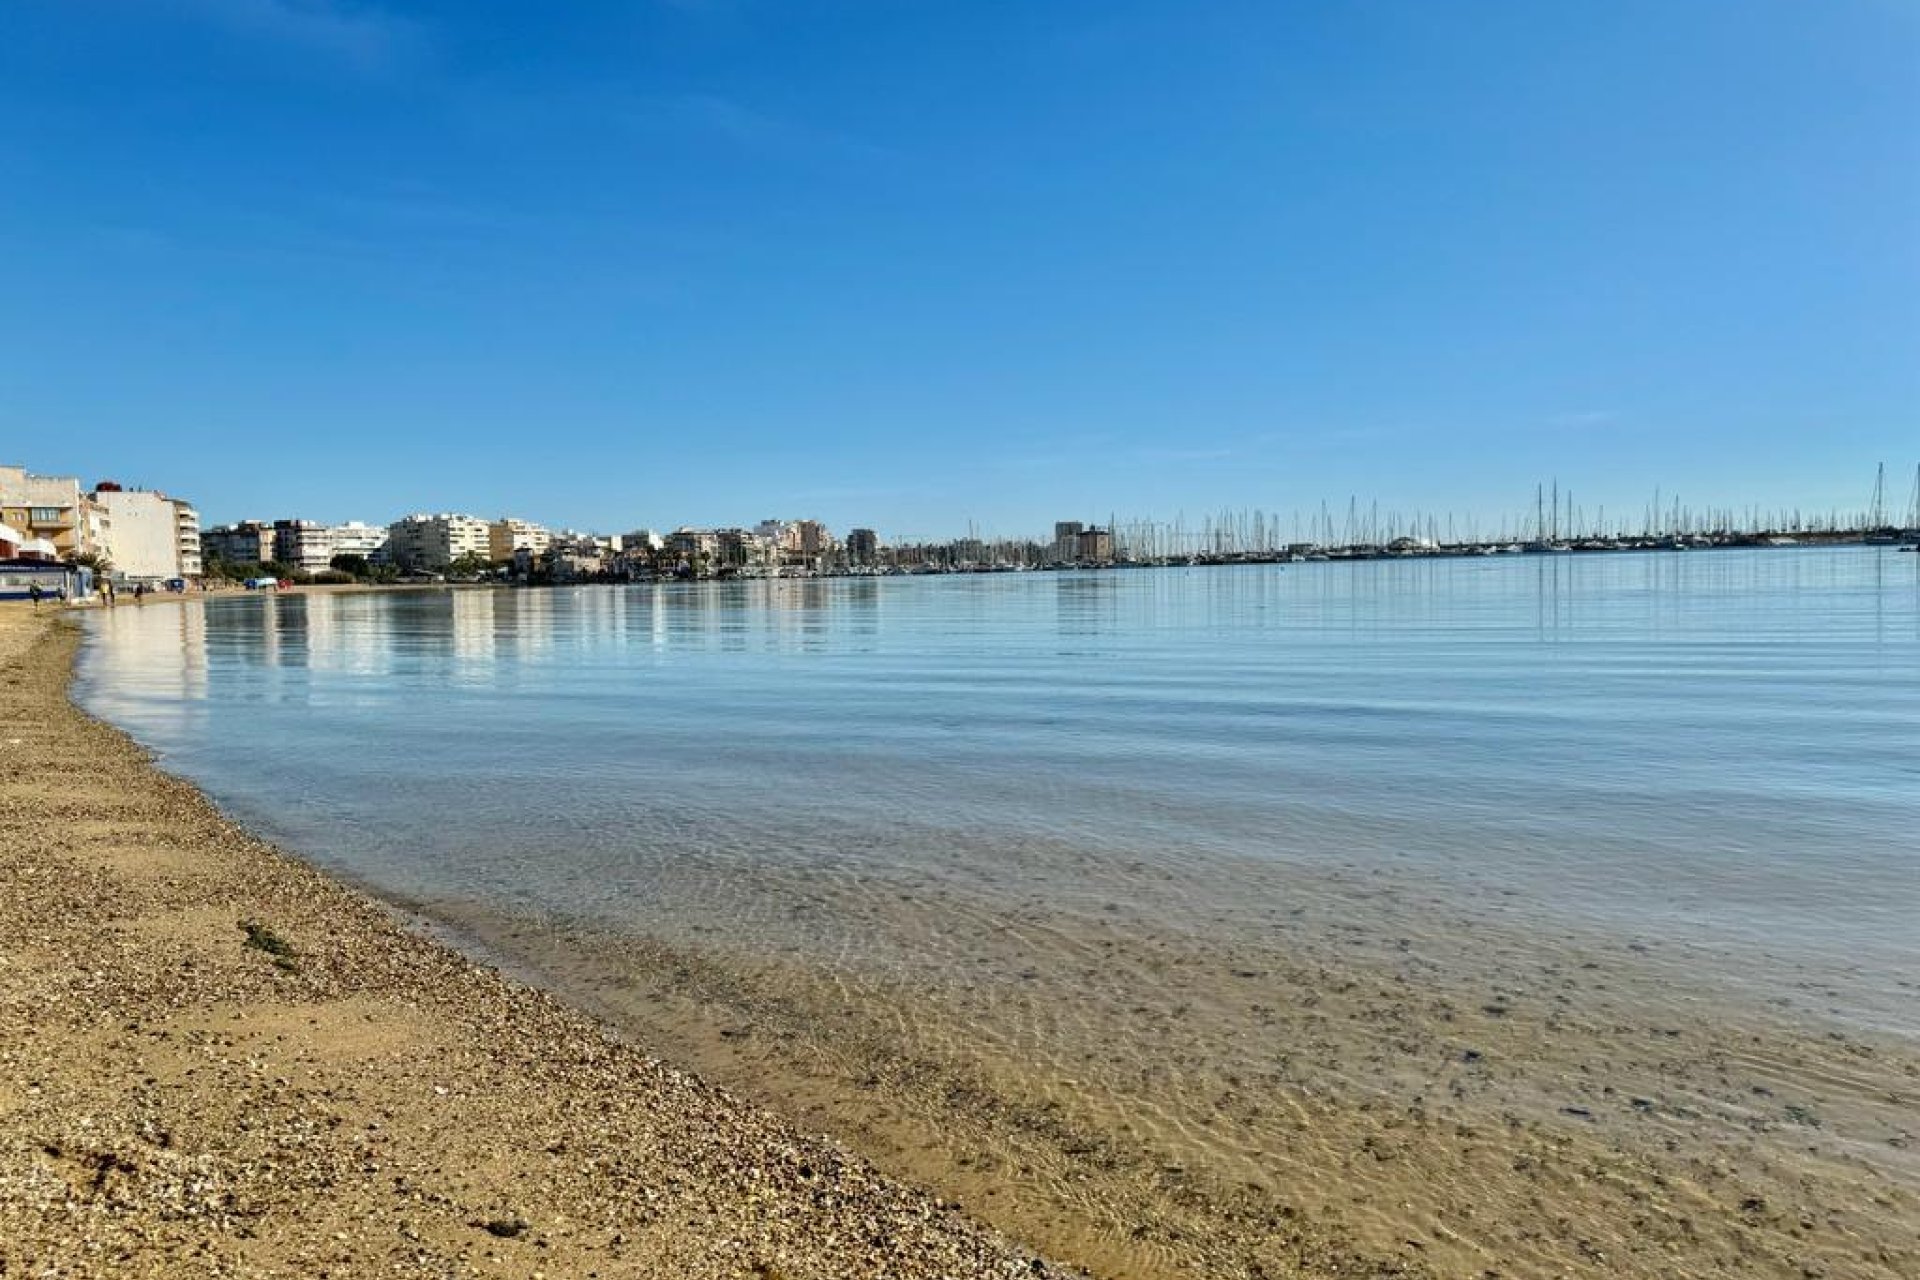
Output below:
[0,604,1061,1278]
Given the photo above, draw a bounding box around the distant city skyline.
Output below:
[4,2,1914,538]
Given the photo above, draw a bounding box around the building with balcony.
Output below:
[386,513,490,571]
[488,517,552,562]
[0,465,92,560]
[328,521,390,563]
[203,521,275,566]
[273,519,336,574]
[173,500,202,577]
[91,484,198,582]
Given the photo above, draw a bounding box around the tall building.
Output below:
[488,517,551,562]
[0,464,93,560]
[386,513,490,571]
[172,499,202,577]
[328,521,390,563]
[1075,526,1114,561]
[1053,521,1084,561]
[90,485,199,582]
[272,520,335,574]
[203,521,275,565]
[847,528,879,566]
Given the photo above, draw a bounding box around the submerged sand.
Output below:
[0,605,1061,1278]
[9,598,1919,1280]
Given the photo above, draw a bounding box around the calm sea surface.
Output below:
[73,546,1920,1276]
[79,548,1919,1027]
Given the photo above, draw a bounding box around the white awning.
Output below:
[21,538,59,559]
[0,522,25,547]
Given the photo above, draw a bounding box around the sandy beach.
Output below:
[0,603,1062,1278]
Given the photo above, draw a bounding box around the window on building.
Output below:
[29,507,66,524]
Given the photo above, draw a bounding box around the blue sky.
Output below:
[3,1,1915,539]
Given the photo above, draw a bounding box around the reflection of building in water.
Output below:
[845,577,880,634]
[82,604,214,738]
[1056,575,1120,638]
[451,590,498,666]
[293,591,393,677]
[499,589,555,661]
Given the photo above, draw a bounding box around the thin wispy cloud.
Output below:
[172,0,422,69]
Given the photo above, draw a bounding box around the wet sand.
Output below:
[0,604,1062,1278]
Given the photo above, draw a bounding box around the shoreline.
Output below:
[0,604,1065,1278]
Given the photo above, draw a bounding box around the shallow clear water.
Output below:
[77,549,1920,1031]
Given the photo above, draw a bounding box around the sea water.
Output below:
[74,547,1920,1274]
[78,548,1920,1029]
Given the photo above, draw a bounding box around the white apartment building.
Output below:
[387,513,490,571]
[329,521,389,562]
[92,487,197,582]
[173,499,201,577]
[488,517,551,562]
[273,519,335,574]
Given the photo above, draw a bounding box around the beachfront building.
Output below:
[715,527,769,571]
[0,520,59,563]
[329,521,390,564]
[386,513,490,571]
[1053,521,1084,562]
[90,484,200,583]
[0,464,95,561]
[488,517,551,563]
[754,518,836,571]
[174,500,202,577]
[846,528,879,566]
[202,521,275,566]
[1075,526,1114,561]
[272,520,335,574]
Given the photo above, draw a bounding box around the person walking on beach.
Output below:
[133,582,146,604]
[29,583,43,608]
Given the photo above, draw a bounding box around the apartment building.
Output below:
[173,499,202,577]
[0,464,93,560]
[273,519,336,574]
[91,485,198,582]
[487,517,551,562]
[202,521,275,565]
[386,513,490,571]
[329,521,389,562]
[846,528,879,566]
